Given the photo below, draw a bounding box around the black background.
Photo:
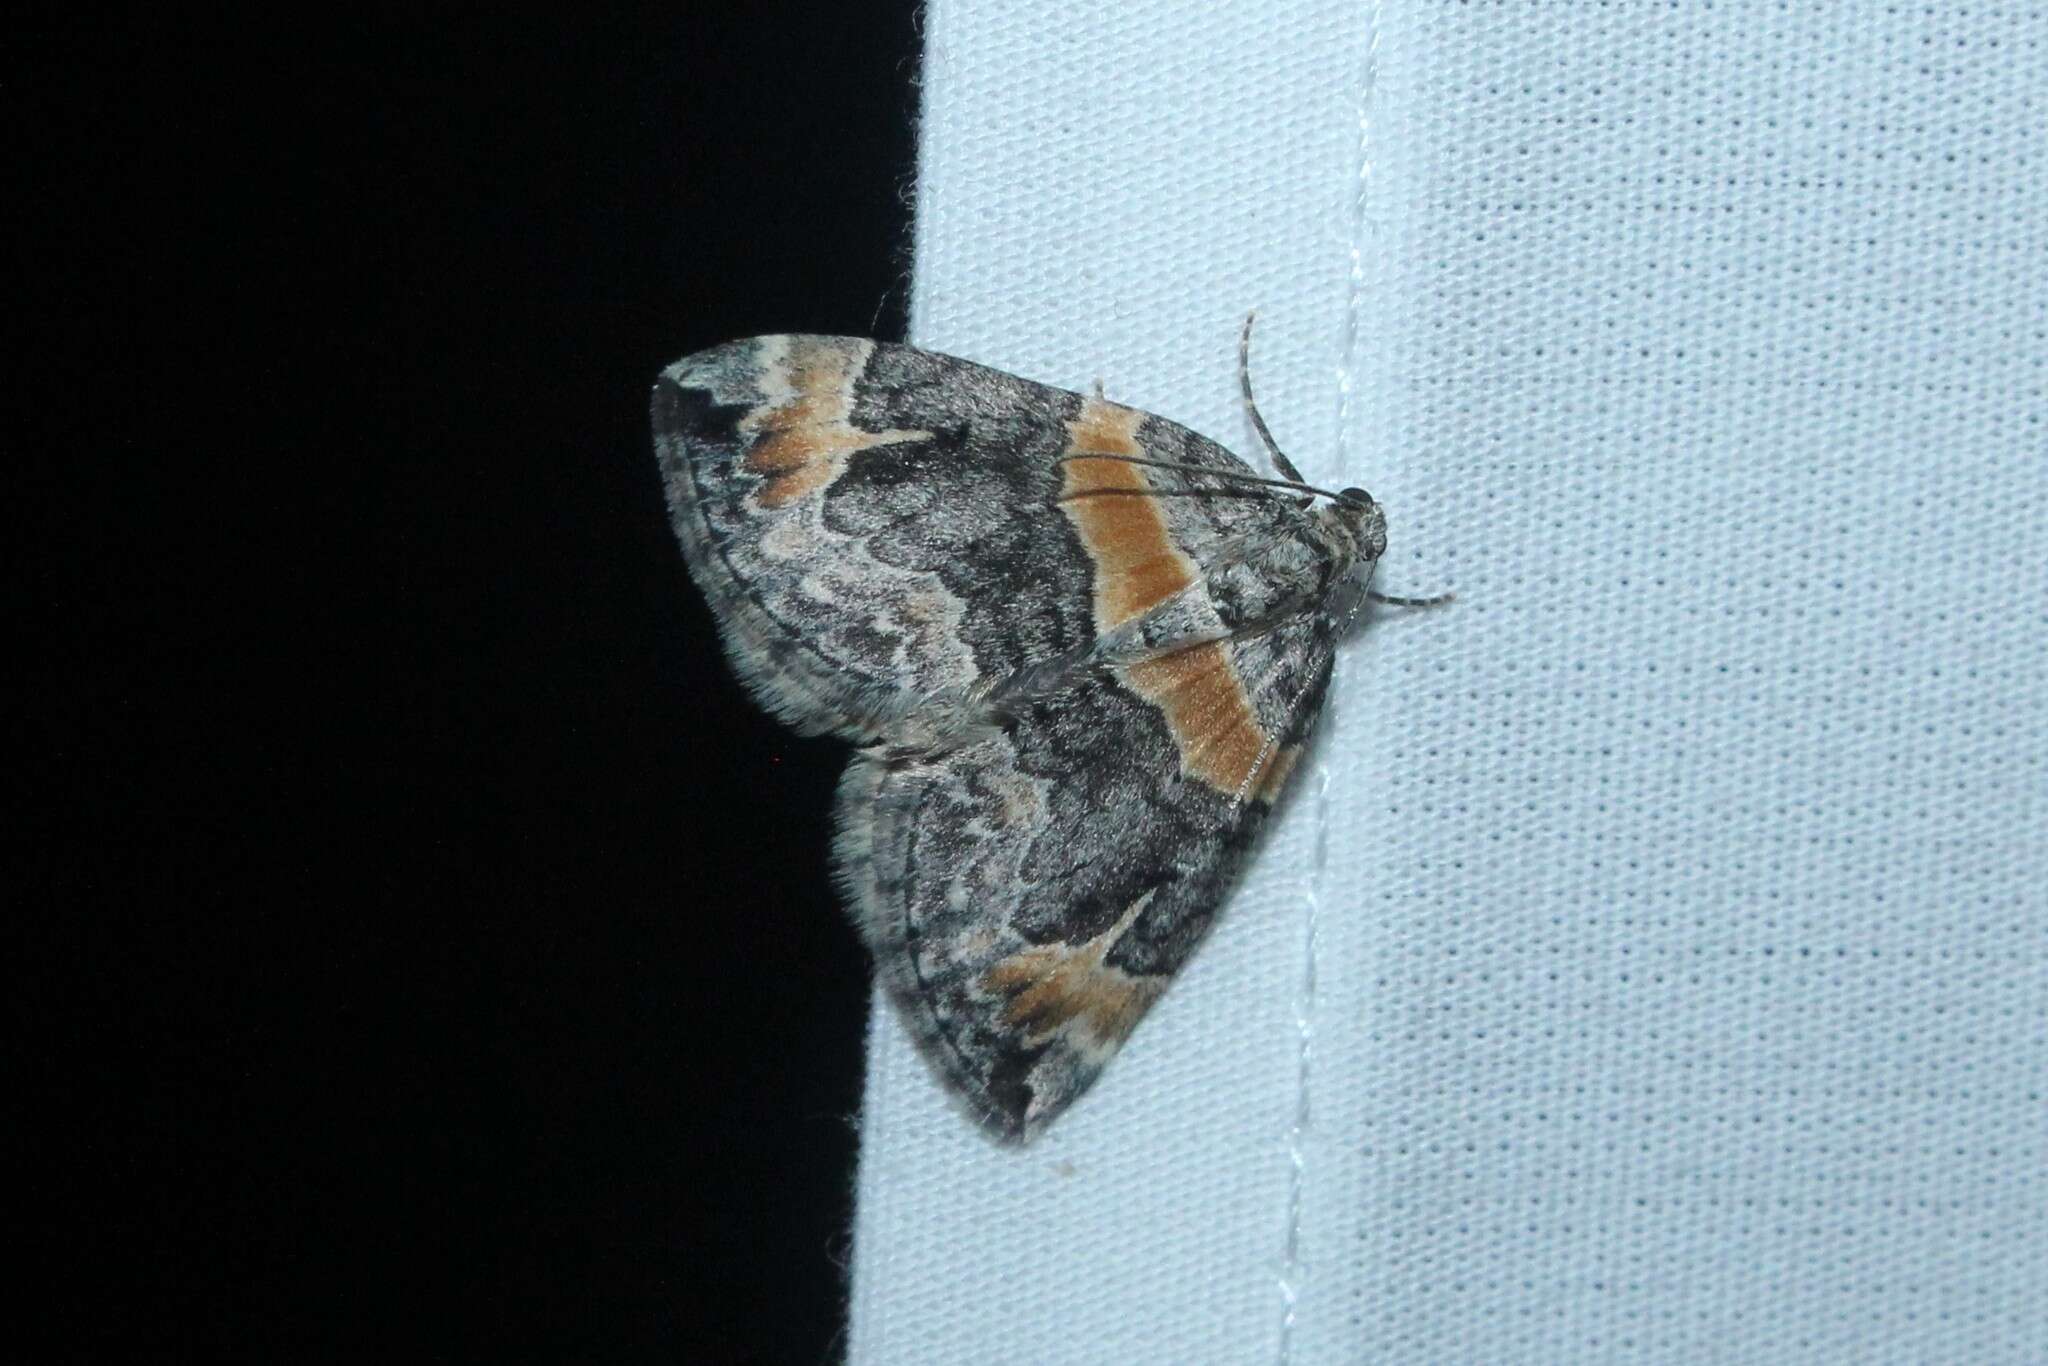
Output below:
[24,7,919,1360]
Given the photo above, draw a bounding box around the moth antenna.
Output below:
[1241,312,1450,607]
[1360,559,1455,613]
[1054,486,1293,506]
[1238,312,1308,486]
[1052,451,1363,507]
[1367,589,1457,609]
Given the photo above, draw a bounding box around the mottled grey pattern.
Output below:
[654,335,1388,1139]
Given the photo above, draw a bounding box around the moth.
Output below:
[653,322,1441,1140]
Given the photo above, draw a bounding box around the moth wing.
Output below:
[835,613,1336,1139]
[653,335,1296,739]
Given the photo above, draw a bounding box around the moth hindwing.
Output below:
[653,335,1389,1139]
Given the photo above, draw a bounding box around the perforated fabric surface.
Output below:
[847,3,2047,1360]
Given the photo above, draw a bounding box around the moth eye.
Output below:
[1338,486,1373,507]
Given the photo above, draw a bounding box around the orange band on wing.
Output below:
[1126,643,1281,799]
[1057,396,1285,801]
[1057,399,1197,627]
[740,338,928,508]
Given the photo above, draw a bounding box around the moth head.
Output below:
[1325,485,1389,564]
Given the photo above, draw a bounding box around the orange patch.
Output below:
[1126,643,1275,798]
[1057,399,1195,627]
[982,905,1162,1046]
[740,338,927,508]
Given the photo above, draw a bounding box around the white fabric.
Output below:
[850,3,2048,1361]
